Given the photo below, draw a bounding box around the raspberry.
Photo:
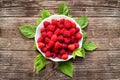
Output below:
[68,44,75,51]
[75,33,82,40]
[43,21,50,27]
[54,28,60,35]
[51,34,57,42]
[63,30,70,37]
[54,41,62,49]
[60,28,65,34]
[57,54,61,59]
[48,25,55,31]
[65,22,71,29]
[41,31,46,38]
[62,43,67,48]
[60,19,65,24]
[58,35,64,42]
[60,49,66,55]
[48,40,54,48]
[51,19,58,25]
[70,36,75,43]
[59,24,64,29]
[75,43,79,49]
[75,27,80,33]
[37,37,43,43]
[61,53,68,60]
[41,47,47,52]
[41,27,46,33]
[47,31,53,38]
[45,37,50,43]
[64,38,70,44]
[71,22,76,28]
[45,51,52,57]
[53,48,59,53]
[38,42,45,49]
[70,28,76,34]
[52,53,57,58]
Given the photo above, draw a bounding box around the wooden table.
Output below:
[0,0,120,80]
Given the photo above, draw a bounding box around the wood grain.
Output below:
[0,0,120,80]
[0,50,120,80]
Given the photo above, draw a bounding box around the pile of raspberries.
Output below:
[37,19,82,60]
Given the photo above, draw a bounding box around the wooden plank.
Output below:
[0,0,119,17]
[0,17,120,50]
[1,0,120,8]
[0,50,120,80]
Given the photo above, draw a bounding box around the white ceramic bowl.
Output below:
[35,15,83,62]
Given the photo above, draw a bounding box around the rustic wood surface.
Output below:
[0,0,120,80]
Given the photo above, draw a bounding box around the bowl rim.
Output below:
[35,14,83,62]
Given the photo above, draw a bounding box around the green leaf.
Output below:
[77,16,88,29]
[59,3,69,15]
[36,18,43,27]
[83,42,97,51]
[82,30,87,43]
[41,9,50,19]
[34,54,46,73]
[72,48,85,59]
[19,25,35,38]
[58,61,74,77]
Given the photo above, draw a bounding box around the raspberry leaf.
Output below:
[33,42,37,50]
[41,9,51,19]
[34,54,46,73]
[82,30,87,43]
[19,25,35,38]
[83,42,97,51]
[36,18,43,27]
[72,48,85,59]
[58,61,74,77]
[77,16,88,29]
[59,3,69,15]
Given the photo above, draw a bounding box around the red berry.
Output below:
[45,37,50,43]
[47,31,53,38]
[54,28,60,35]
[71,22,76,28]
[58,54,61,59]
[60,49,66,55]
[51,19,58,25]
[75,43,79,49]
[48,40,54,48]
[58,35,64,42]
[41,27,46,33]
[60,28,65,34]
[62,43,67,48]
[70,28,76,34]
[65,22,71,29]
[51,34,57,42]
[68,44,75,51]
[47,25,55,31]
[70,36,75,43]
[75,33,82,40]
[55,41,62,49]
[61,53,68,60]
[52,53,57,58]
[38,42,45,49]
[41,47,47,52]
[75,27,80,33]
[64,38,70,44]
[37,37,43,43]
[60,19,65,24]
[43,21,50,27]
[45,51,52,57]
[41,32,46,38]
[59,24,64,29]
[63,30,70,37]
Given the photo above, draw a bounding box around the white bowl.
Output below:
[35,15,83,62]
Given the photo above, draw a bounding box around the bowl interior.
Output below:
[35,15,83,62]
